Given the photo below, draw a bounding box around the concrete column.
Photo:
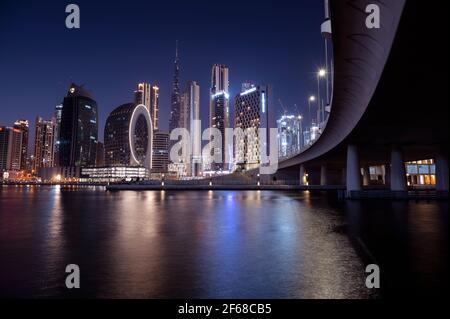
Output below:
[346,145,362,192]
[436,152,449,191]
[320,164,328,186]
[390,147,407,191]
[382,164,390,186]
[341,167,347,185]
[362,166,370,186]
[299,165,306,186]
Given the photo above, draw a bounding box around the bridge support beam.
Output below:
[341,167,347,185]
[299,165,306,186]
[346,145,362,193]
[436,151,449,192]
[390,147,407,191]
[320,164,328,186]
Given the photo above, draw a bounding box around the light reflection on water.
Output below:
[0,186,447,298]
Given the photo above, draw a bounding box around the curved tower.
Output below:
[104,103,153,168]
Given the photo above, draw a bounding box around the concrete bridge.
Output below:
[273,0,448,198]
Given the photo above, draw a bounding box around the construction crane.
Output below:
[278,98,288,116]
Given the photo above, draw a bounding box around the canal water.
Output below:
[0,186,447,298]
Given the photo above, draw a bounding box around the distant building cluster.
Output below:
[0,42,277,183]
[0,38,437,188]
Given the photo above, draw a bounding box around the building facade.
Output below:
[169,42,181,156]
[80,166,149,182]
[59,84,98,167]
[405,159,437,186]
[277,115,303,158]
[104,103,153,168]
[134,83,159,131]
[13,119,29,171]
[209,64,230,171]
[53,104,63,165]
[0,126,23,172]
[151,131,169,174]
[233,85,272,171]
[179,81,201,177]
[33,117,56,171]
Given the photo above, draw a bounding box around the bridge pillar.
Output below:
[346,145,362,192]
[390,147,407,191]
[362,166,370,186]
[320,164,328,186]
[383,164,390,186]
[299,165,306,186]
[436,151,449,192]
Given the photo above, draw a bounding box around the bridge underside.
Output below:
[275,0,448,193]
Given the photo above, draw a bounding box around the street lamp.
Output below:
[318,69,326,78]
[298,115,303,150]
[308,95,316,133]
[317,69,326,126]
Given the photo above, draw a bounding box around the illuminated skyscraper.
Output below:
[33,117,55,171]
[150,85,159,130]
[169,41,181,155]
[233,85,272,171]
[209,64,230,171]
[179,81,201,176]
[13,119,29,170]
[0,126,23,172]
[53,104,63,165]
[104,103,153,168]
[134,83,159,131]
[59,83,98,167]
[151,131,169,174]
[134,83,151,110]
[277,115,303,158]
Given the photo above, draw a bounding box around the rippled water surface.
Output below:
[0,186,447,298]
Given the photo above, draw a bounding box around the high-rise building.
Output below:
[104,103,153,168]
[53,104,63,165]
[169,41,181,155]
[151,131,169,174]
[13,119,29,171]
[209,64,230,171]
[59,83,98,168]
[179,81,201,176]
[33,117,56,171]
[0,126,23,172]
[134,83,160,131]
[277,115,303,158]
[233,85,273,171]
[134,83,151,109]
[150,85,159,131]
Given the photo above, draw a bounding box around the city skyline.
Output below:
[0,0,448,304]
[0,0,326,147]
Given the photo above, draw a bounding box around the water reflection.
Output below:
[0,186,447,298]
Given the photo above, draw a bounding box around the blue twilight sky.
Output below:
[0,0,326,143]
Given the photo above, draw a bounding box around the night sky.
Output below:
[0,0,326,144]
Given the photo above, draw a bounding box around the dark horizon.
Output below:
[0,0,326,145]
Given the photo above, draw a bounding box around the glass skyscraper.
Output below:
[59,84,98,168]
[104,103,152,168]
[33,117,55,171]
[277,115,303,158]
[13,119,29,171]
[169,41,181,156]
[209,64,230,171]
